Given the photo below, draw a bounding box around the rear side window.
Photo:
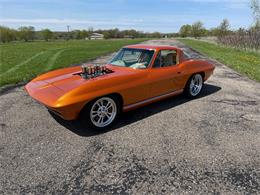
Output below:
[153,50,177,68]
[183,51,191,59]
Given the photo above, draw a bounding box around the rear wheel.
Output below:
[80,96,120,130]
[184,73,204,98]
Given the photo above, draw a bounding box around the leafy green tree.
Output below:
[102,31,111,39]
[151,32,161,38]
[191,21,205,38]
[0,26,17,43]
[41,29,53,41]
[71,30,81,39]
[80,30,89,39]
[128,29,139,38]
[18,26,35,41]
[179,24,192,37]
[210,27,221,36]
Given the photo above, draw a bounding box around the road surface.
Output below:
[1,39,260,194]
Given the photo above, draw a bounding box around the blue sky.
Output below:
[0,0,253,32]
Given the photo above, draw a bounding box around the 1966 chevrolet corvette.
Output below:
[25,45,215,129]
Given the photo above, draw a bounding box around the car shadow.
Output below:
[50,84,221,137]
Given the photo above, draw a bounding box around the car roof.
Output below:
[124,44,180,51]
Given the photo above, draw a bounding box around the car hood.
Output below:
[31,65,134,91]
[39,68,85,92]
[25,65,141,107]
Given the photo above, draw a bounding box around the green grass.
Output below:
[0,39,148,87]
[177,38,260,81]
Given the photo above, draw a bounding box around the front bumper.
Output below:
[25,81,80,120]
[45,105,80,120]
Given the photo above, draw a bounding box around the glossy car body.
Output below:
[25,45,215,120]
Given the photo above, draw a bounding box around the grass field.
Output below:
[177,38,260,82]
[0,39,147,87]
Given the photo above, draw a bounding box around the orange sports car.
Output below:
[25,45,215,129]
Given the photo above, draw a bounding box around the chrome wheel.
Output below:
[90,97,117,128]
[189,74,203,96]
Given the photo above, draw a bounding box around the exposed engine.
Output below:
[79,64,113,79]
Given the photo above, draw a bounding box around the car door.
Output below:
[147,49,184,98]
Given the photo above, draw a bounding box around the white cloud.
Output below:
[0,18,144,25]
[0,18,105,24]
[0,15,247,32]
[0,18,148,31]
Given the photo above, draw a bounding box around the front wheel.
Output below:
[184,73,204,98]
[80,96,120,130]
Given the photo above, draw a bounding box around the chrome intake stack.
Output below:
[81,64,111,79]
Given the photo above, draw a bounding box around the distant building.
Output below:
[89,33,104,40]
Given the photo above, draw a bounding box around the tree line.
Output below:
[177,0,260,50]
[0,26,163,43]
[177,19,259,50]
[1,0,259,50]
[178,18,259,38]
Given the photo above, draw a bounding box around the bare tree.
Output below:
[219,19,230,36]
[250,0,260,27]
[216,3,260,51]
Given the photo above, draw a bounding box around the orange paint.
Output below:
[25,45,215,120]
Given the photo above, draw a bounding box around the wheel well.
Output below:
[108,93,124,109]
[185,72,205,88]
[199,72,205,80]
[189,72,205,81]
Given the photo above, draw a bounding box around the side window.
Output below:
[153,50,177,68]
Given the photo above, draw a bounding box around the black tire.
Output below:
[80,95,121,130]
[184,73,204,98]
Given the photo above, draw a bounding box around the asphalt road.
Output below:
[1,39,260,194]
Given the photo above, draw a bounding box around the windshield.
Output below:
[110,48,154,69]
